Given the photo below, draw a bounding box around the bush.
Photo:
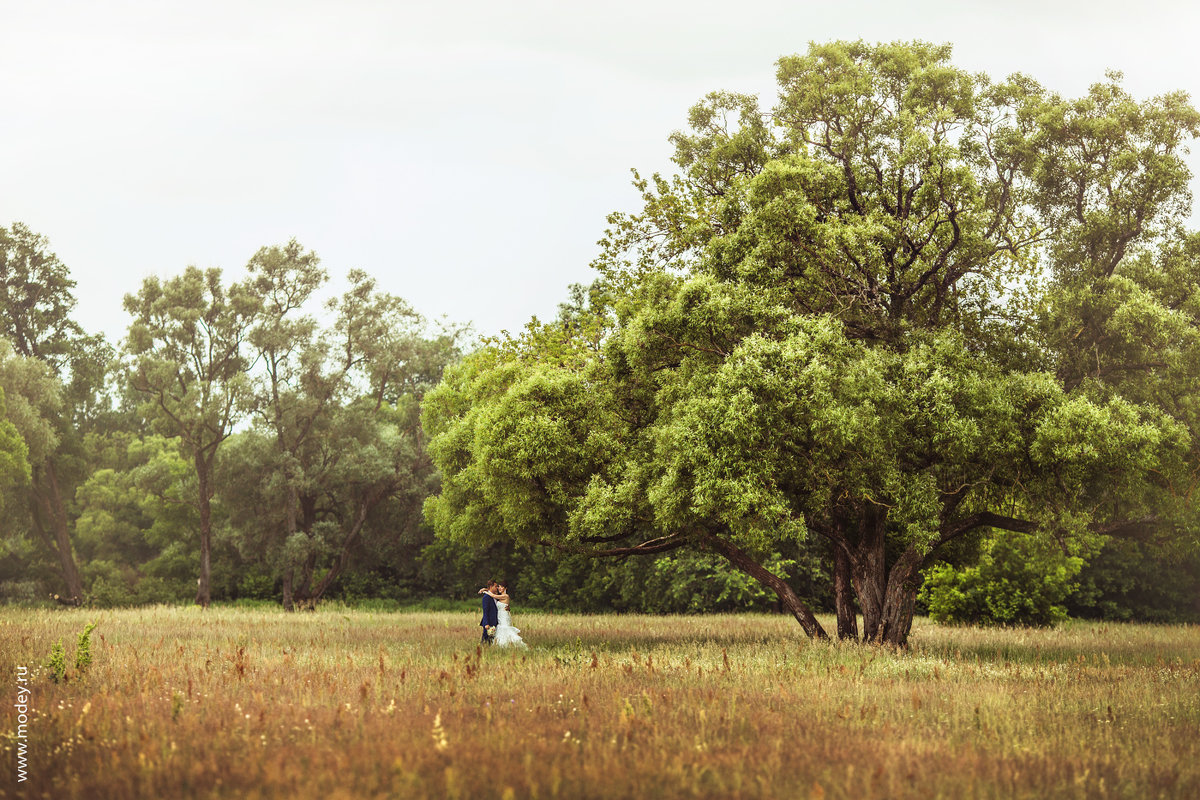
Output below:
[237,573,278,601]
[0,579,48,605]
[341,597,404,612]
[45,640,66,683]
[919,535,1082,627]
[222,598,281,610]
[1067,537,1200,623]
[88,575,137,608]
[88,574,191,607]
[134,576,191,605]
[335,571,403,602]
[75,622,98,673]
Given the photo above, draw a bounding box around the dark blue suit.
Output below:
[481,593,498,644]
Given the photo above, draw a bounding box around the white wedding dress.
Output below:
[494,602,527,648]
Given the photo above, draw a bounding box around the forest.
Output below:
[3,42,1200,638]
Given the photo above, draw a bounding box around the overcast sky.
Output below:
[3,0,1199,345]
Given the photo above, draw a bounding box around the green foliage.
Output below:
[86,564,192,608]
[1,223,113,603]
[1067,537,1200,622]
[45,639,66,683]
[131,577,192,605]
[426,41,1200,645]
[87,576,134,608]
[219,251,464,608]
[237,573,278,601]
[411,533,834,615]
[75,622,97,673]
[0,385,30,507]
[624,551,801,613]
[0,223,88,370]
[0,579,47,605]
[124,264,259,605]
[920,536,1083,626]
[0,339,67,565]
[74,434,199,586]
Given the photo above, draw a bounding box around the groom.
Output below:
[480,579,499,645]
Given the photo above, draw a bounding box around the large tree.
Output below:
[237,239,332,609]
[0,342,65,586]
[221,246,464,609]
[424,41,1200,646]
[124,266,259,606]
[0,223,111,603]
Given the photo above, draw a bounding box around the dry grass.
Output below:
[2,606,1198,799]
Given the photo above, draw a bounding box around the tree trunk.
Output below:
[833,545,858,640]
[194,452,213,608]
[280,484,298,611]
[308,496,375,602]
[294,550,317,600]
[703,533,829,640]
[32,461,83,604]
[281,568,295,612]
[843,508,927,646]
[874,548,924,647]
[848,507,887,641]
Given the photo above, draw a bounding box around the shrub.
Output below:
[45,640,66,683]
[88,575,137,608]
[919,535,1082,627]
[237,573,278,601]
[1067,537,1200,623]
[75,622,98,673]
[0,579,47,604]
[336,571,406,602]
[133,576,190,605]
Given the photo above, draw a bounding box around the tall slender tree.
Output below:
[225,258,463,609]
[240,240,331,609]
[0,223,110,602]
[124,266,258,606]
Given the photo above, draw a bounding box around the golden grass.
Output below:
[2,606,1198,799]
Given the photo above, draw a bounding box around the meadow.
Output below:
[2,605,1198,799]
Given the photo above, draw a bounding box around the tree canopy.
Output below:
[219,244,464,609]
[0,385,30,508]
[124,265,259,606]
[0,222,111,603]
[423,40,1200,645]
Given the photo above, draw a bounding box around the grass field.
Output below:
[2,606,1198,799]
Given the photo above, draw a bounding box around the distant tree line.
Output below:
[2,224,1197,626]
[0,222,836,616]
[4,43,1200,631]
[0,226,459,611]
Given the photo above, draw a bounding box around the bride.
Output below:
[478,581,527,648]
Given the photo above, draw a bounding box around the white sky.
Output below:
[3,0,1199,345]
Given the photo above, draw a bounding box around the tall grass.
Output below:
[2,607,1197,799]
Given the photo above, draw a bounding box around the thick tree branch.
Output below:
[699,531,829,640]
[539,533,690,558]
[938,510,1160,550]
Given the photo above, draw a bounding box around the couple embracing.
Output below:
[479,579,526,648]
